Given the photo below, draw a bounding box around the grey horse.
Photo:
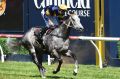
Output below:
[8,13,84,78]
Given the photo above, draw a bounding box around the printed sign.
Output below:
[34,0,91,17]
[33,0,94,35]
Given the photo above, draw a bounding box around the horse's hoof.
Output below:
[42,76,46,78]
[73,71,77,76]
[53,71,57,74]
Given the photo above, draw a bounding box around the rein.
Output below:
[62,16,73,28]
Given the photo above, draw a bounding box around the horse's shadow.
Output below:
[31,75,74,79]
[47,76,74,79]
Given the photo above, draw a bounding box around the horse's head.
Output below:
[66,12,84,32]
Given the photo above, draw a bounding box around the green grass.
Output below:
[0,61,120,79]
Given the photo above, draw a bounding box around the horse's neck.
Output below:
[51,22,70,39]
[61,25,71,39]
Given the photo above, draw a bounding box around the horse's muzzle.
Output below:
[78,28,84,32]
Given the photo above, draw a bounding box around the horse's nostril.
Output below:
[80,28,84,32]
[82,28,84,31]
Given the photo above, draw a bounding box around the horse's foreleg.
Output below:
[65,50,78,76]
[52,49,63,74]
[30,47,46,78]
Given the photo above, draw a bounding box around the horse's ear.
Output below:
[69,11,74,14]
[73,12,77,15]
[67,12,70,16]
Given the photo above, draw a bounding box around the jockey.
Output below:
[42,4,68,29]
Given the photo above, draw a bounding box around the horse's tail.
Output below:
[6,37,23,53]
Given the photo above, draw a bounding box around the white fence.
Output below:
[69,36,120,69]
[0,45,4,63]
[69,36,120,41]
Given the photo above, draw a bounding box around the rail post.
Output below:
[94,0,105,66]
[0,45,4,63]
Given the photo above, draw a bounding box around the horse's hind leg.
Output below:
[29,47,46,78]
[36,51,46,78]
[52,49,63,74]
[65,50,78,76]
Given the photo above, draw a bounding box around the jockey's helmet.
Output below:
[59,4,68,10]
[58,4,68,15]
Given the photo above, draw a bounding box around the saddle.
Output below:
[45,25,57,35]
[33,27,52,39]
[34,25,57,38]
[34,27,43,39]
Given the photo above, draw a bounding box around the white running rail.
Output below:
[0,45,4,63]
[69,36,120,69]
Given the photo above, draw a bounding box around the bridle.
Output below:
[62,15,75,28]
